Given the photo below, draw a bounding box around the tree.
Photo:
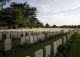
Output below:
[45,23,50,28]
[52,25,57,28]
[0,2,43,29]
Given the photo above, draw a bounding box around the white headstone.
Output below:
[25,56,30,57]
[6,32,10,39]
[4,39,11,51]
[26,36,30,44]
[34,49,43,57]
[47,33,50,38]
[29,36,34,44]
[21,36,26,45]
[14,31,17,38]
[17,31,22,38]
[42,34,45,40]
[37,34,40,40]
[44,45,51,57]
[12,31,17,38]
[57,39,60,47]
[59,39,62,45]
[0,32,2,40]
[52,41,58,56]
[10,31,14,38]
[33,35,38,43]
[63,37,66,43]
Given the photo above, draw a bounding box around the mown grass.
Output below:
[67,32,80,57]
[4,33,69,57]
[0,40,4,52]
[12,38,21,49]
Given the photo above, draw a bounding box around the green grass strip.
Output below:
[67,32,80,57]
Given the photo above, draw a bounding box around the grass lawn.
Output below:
[0,40,4,52]
[67,32,80,57]
[5,33,69,57]
[12,38,21,49]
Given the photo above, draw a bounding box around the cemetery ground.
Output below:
[0,32,69,57]
[56,31,80,57]
[67,32,80,57]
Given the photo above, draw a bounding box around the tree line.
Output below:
[0,0,80,29]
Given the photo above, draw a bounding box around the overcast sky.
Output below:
[4,0,80,25]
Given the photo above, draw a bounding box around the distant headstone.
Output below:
[21,36,26,45]
[4,39,11,51]
[37,34,40,40]
[0,32,2,40]
[34,49,43,57]
[57,39,60,47]
[12,31,17,38]
[63,37,66,43]
[26,36,30,44]
[17,31,22,38]
[59,39,62,45]
[29,36,34,44]
[33,35,38,43]
[6,32,10,39]
[42,34,45,40]
[43,45,51,57]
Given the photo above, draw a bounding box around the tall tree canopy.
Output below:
[0,2,43,29]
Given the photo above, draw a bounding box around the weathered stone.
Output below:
[43,45,51,57]
[34,49,43,57]
[4,39,11,51]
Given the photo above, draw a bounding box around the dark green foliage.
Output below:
[56,33,76,57]
[0,2,43,28]
[67,32,80,57]
[45,23,50,28]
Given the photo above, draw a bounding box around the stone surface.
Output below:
[21,36,26,45]
[0,32,2,40]
[33,35,38,43]
[26,36,30,44]
[57,39,60,47]
[6,32,10,39]
[63,36,66,43]
[4,39,11,51]
[34,49,43,57]
[43,45,51,57]
[29,36,34,44]
[59,39,62,45]
[52,41,58,56]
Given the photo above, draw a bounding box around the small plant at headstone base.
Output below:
[26,43,32,48]
[38,39,43,43]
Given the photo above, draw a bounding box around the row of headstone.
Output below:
[20,31,64,46]
[26,32,74,57]
[0,30,64,40]
[4,30,74,52]
[3,31,63,51]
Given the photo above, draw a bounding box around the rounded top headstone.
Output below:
[25,56,30,57]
